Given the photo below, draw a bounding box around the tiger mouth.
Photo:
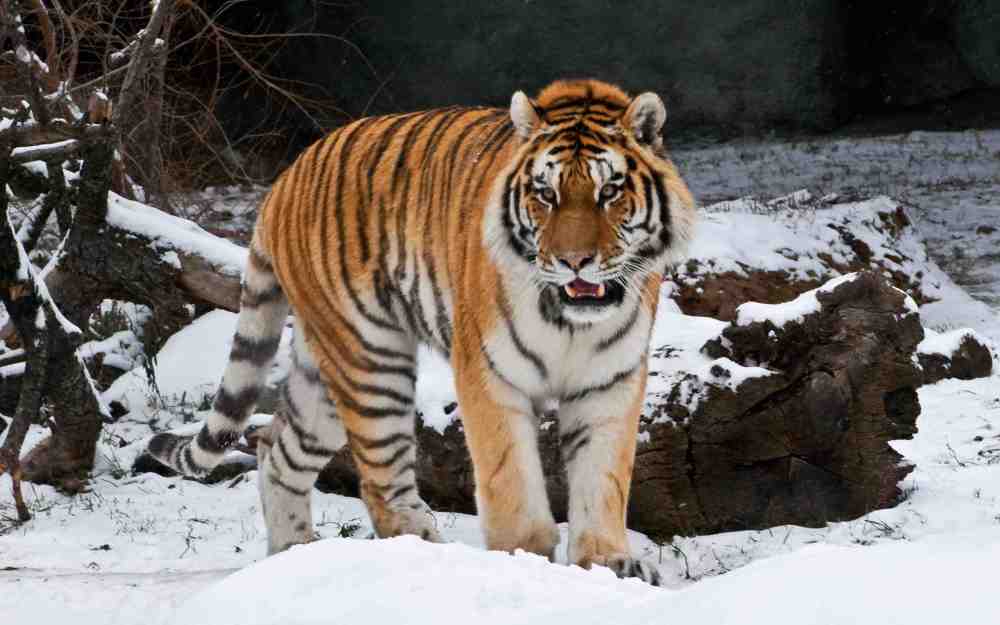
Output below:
[558,278,624,307]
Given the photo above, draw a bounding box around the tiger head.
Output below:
[494,80,695,325]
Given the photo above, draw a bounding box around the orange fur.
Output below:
[250,79,694,572]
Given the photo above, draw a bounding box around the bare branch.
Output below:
[112,0,175,130]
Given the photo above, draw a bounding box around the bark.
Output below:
[0,0,197,490]
[0,142,102,503]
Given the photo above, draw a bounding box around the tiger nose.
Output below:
[557,252,595,271]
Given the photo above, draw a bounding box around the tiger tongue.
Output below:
[564,278,605,299]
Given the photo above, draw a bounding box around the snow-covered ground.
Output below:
[2,336,998,624]
[2,129,999,623]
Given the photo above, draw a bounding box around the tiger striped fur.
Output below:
[147,79,695,586]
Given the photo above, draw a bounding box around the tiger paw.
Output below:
[371,502,443,543]
[599,554,663,587]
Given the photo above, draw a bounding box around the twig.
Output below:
[112,0,175,131]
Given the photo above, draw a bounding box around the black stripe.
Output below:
[349,378,413,406]
[537,287,569,330]
[352,441,411,469]
[196,425,235,454]
[352,431,414,450]
[542,97,625,115]
[308,133,341,223]
[182,445,200,474]
[417,108,471,206]
[560,423,589,450]
[296,359,323,385]
[281,381,306,423]
[314,123,357,313]
[408,260,438,344]
[651,175,673,247]
[563,435,591,464]
[326,375,411,419]
[393,170,412,286]
[386,484,415,504]
[229,334,281,367]
[639,175,655,233]
[247,245,273,271]
[595,304,641,353]
[241,283,283,309]
[418,111,486,348]
[268,472,310,497]
[480,345,521,392]
[361,112,424,263]
[390,109,449,197]
[578,142,607,155]
[213,386,261,422]
[463,120,514,199]
[276,435,327,473]
[394,461,417,480]
[326,304,413,362]
[562,363,640,403]
[500,170,534,260]
[328,117,398,332]
[496,291,548,379]
[423,249,451,352]
[299,437,340,458]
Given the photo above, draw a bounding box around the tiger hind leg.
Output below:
[325,321,442,542]
[258,320,347,554]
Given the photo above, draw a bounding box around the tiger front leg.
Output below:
[558,364,662,586]
[454,353,559,559]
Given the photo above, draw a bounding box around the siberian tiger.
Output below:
[148,79,695,586]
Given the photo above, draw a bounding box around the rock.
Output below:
[668,195,934,322]
[320,272,924,540]
[641,272,923,538]
[917,329,994,385]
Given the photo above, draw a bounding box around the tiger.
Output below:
[147,79,695,586]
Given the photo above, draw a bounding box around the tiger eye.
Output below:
[600,184,618,199]
[541,188,557,203]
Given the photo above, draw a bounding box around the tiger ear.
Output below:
[623,92,666,146]
[510,91,542,138]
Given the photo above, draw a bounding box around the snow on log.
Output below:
[105,192,247,312]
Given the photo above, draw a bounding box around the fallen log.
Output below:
[316,272,925,539]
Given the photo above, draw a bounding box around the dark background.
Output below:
[215,0,1000,152]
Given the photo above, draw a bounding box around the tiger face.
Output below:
[498,82,694,325]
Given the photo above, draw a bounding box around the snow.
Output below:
[106,192,248,278]
[414,346,459,433]
[172,537,660,625]
[735,273,859,327]
[171,531,1000,625]
[102,310,292,420]
[695,357,774,390]
[918,327,994,357]
[11,139,77,160]
[4,371,1000,624]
